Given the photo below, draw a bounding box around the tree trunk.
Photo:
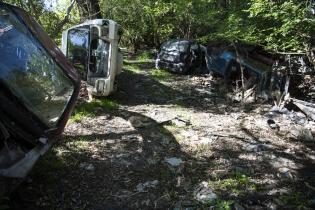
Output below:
[75,0,102,21]
[217,0,228,8]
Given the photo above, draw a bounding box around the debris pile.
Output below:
[77,81,91,104]
[271,55,315,101]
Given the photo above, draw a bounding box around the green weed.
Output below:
[70,99,119,122]
[209,172,256,196]
[215,199,234,210]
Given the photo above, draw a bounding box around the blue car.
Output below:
[205,48,272,90]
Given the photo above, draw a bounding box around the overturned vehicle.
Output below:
[156,39,206,74]
[62,19,123,97]
[0,3,80,192]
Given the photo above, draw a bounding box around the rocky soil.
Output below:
[10,58,315,210]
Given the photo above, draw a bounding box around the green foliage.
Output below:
[215,199,234,210]
[100,0,313,53]
[245,0,314,52]
[3,0,313,54]
[2,0,80,44]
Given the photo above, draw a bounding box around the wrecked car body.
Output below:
[205,48,272,91]
[0,3,80,192]
[156,39,206,74]
[62,19,123,97]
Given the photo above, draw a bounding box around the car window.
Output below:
[67,26,89,78]
[0,6,74,126]
[162,40,189,52]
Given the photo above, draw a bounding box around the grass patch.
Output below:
[124,64,142,74]
[149,69,172,81]
[70,99,119,122]
[137,51,153,61]
[209,172,257,196]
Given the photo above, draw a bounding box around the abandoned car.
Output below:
[0,2,80,192]
[156,39,206,74]
[205,47,272,91]
[62,19,123,97]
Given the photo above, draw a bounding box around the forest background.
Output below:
[1,0,314,57]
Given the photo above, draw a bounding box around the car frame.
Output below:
[0,2,80,193]
[156,39,206,74]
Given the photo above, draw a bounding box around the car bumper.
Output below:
[156,59,188,74]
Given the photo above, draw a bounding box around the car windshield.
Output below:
[0,6,74,126]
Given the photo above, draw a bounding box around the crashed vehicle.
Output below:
[156,39,206,74]
[205,45,272,91]
[61,19,123,96]
[0,3,80,192]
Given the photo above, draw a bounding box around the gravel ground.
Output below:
[9,58,315,210]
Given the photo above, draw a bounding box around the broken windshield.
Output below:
[0,5,74,126]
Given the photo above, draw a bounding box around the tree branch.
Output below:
[51,0,76,39]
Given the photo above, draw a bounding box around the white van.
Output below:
[62,19,123,96]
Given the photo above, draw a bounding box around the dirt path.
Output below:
[11,58,315,210]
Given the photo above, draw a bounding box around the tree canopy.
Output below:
[1,0,314,53]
